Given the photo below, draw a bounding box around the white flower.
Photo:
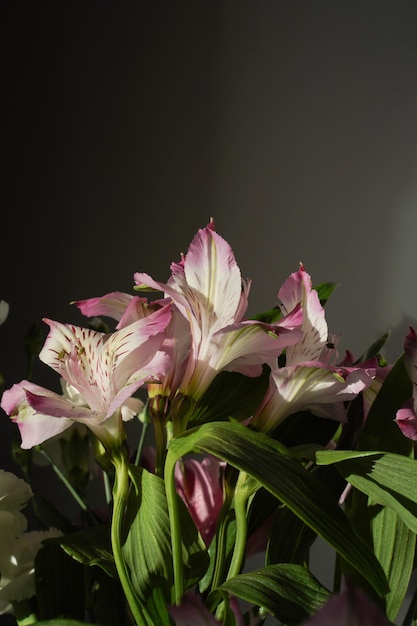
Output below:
[0,300,9,326]
[0,470,32,552]
[0,528,63,614]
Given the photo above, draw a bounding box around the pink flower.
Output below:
[1,305,172,449]
[395,326,417,440]
[252,266,376,433]
[174,455,226,548]
[134,220,302,400]
[141,447,225,548]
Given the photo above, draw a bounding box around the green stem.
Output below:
[153,417,167,477]
[134,420,149,467]
[38,447,98,526]
[111,450,148,626]
[164,456,184,605]
[225,486,249,581]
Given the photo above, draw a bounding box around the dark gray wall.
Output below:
[3,2,417,385]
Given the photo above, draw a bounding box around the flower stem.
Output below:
[38,447,98,526]
[111,449,148,626]
[164,456,184,605]
[153,417,167,477]
[225,485,249,581]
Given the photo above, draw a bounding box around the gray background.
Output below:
[2,1,417,622]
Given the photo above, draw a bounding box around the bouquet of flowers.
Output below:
[1,219,417,626]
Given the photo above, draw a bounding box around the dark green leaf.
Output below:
[123,465,173,603]
[124,465,208,617]
[250,305,282,323]
[219,564,331,624]
[313,281,339,306]
[188,366,270,427]
[58,524,117,579]
[271,409,340,448]
[372,506,416,622]
[312,449,417,533]
[358,353,412,454]
[355,330,391,363]
[166,422,389,597]
[36,618,97,626]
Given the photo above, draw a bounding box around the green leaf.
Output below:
[271,409,340,448]
[318,354,416,620]
[124,464,208,622]
[219,563,331,624]
[371,505,416,621]
[188,365,270,427]
[166,421,389,597]
[358,353,412,454]
[58,524,117,579]
[123,465,173,603]
[312,449,417,534]
[313,281,339,306]
[250,305,282,323]
[355,330,391,363]
[36,619,97,626]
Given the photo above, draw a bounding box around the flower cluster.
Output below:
[1,220,417,625]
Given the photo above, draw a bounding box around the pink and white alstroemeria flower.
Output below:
[74,291,155,330]
[251,266,376,433]
[134,220,303,400]
[1,305,172,449]
[74,292,192,405]
[175,454,226,548]
[141,447,225,548]
[395,327,417,440]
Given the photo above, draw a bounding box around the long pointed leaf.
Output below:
[165,421,389,597]
[220,563,331,624]
[313,450,417,534]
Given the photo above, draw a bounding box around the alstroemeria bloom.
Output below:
[141,447,225,547]
[74,292,192,406]
[251,266,376,433]
[175,454,226,548]
[1,305,172,449]
[134,220,303,400]
[395,326,417,440]
[74,291,154,330]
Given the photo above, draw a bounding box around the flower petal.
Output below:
[278,266,328,364]
[1,382,75,449]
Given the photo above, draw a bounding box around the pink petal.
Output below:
[395,400,417,440]
[278,266,328,364]
[175,455,225,547]
[73,291,135,322]
[1,382,74,449]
